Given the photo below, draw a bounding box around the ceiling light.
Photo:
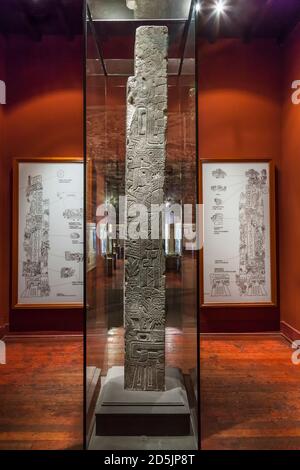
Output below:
[214,0,226,15]
[195,1,202,13]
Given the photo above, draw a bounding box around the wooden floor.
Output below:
[0,333,299,450]
[201,334,300,450]
[0,335,83,450]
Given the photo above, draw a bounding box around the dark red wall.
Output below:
[1,28,300,335]
[5,35,84,332]
[198,38,282,332]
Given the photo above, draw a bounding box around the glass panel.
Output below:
[89,0,192,20]
[85,0,198,450]
[85,11,108,444]
[197,0,300,451]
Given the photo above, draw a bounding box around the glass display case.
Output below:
[85,0,199,450]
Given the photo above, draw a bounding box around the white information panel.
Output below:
[18,161,83,306]
[202,161,273,305]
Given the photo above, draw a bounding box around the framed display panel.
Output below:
[12,158,84,309]
[199,159,277,308]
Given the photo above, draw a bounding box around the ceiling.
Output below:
[0,0,299,44]
[0,0,83,39]
[198,0,300,43]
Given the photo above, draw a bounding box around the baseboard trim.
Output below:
[2,326,298,343]
[4,332,83,340]
[280,321,300,343]
[200,331,280,337]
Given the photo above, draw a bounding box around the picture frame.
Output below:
[199,159,277,308]
[12,157,84,309]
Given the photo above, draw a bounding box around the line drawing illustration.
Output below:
[212,168,227,179]
[65,251,84,263]
[236,168,268,297]
[60,267,75,278]
[63,208,83,220]
[211,213,224,226]
[70,232,80,239]
[21,174,51,298]
[211,185,227,192]
[214,197,223,205]
[210,272,231,296]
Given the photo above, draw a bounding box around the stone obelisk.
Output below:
[124,26,168,391]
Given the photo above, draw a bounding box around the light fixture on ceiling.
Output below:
[214,0,226,15]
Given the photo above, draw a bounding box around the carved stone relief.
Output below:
[124,26,168,391]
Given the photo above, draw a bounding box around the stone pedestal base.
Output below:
[95,366,190,436]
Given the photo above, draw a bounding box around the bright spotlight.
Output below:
[195,1,202,13]
[214,0,226,15]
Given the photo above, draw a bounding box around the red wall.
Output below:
[198,39,282,332]
[1,30,300,334]
[5,35,84,331]
[280,24,300,337]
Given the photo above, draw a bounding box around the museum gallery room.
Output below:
[0,0,300,452]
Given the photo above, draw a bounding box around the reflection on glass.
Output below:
[85,0,198,449]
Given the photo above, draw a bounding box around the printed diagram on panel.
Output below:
[22,174,50,298]
[20,164,84,303]
[236,169,268,297]
[58,193,83,294]
[211,185,227,192]
[210,169,226,233]
[209,168,232,297]
[212,168,227,179]
[211,213,223,227]
[210,273,231,297]
[204,163,271,304]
